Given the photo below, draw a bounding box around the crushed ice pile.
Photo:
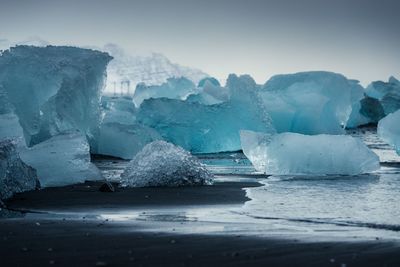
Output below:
[0,140,39,200]
[120,141,213,187]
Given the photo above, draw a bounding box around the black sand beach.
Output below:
[1,181,399,267]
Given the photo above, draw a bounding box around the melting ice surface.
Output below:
[240,130,380,175]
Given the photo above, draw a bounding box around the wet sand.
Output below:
[1,181,400,267]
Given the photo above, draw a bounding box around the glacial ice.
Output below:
[20,132,101,187]
[378,110,400,155]
[0,140,39,200]
[259,71,362,134]
[120,141,213,187]
[0,45,112,146]
[133,77,197,107]
[138,74,275,153]
[198,77,221,87]
[0,86,25,145]
[240,130,380,175]
[366,77,400,115]
[366,76,400,100]
[187,77,229,105]
[92,96,162,159]
[103,43,208,93]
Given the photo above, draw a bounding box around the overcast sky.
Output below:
[0,0,399,85]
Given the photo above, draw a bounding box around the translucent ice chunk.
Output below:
[378,110,400,155]
[92,96,162,159]
[240,130,380,175]
[133,77,196,107]
[0,45,112,146]
[120,141,213,187]
[20,132,101,187]
[138,74,274,153]
[259,71,361,134]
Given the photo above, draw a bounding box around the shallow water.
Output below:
[94,127,400,240]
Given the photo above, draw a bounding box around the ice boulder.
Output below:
[187,77,229,105]
[240,130,380,175]
[0,45,112,146]
[92,95,162,159]
[366,77,400,115]
[100,95,138,125]
[378,110,400,155]
[20,132,101,187]
[259,71,362,134]
[366,76,400,100]
[138,74,275,153]
[133,77,196,107]
[120,141,213,187]
[0,140,39,200]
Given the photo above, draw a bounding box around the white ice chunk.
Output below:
[0,140,39,200]
[240,130,380,175]
[133,77,197,107]
[120,141,213,187]
[20,132,101,187]
[187,78,229,105]
[103,43,208,94]
[378,110,400,155]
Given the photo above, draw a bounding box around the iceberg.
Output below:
[92,96,162,159]
[103,43,208,94]
[0,45,112,146]
[120,141,213,187]
[240,130,380,175]
[378,110,400,155]
[0,140,39,200]
[137,74,275,153]
[133,77,197,107]
[259,71,362,134]
[20,132,101,187]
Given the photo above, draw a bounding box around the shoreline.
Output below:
[1,180,400,266]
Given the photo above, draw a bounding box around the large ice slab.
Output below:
[0,45,112,146]
[0,140,39,200]
[20,132,101,187]
[378,110,400,155]
[240,130,380,175]
[92,96,162,159]
[120,141,213,187]
[138,74,274,153]
[259,71,362,134]
[133,77,196,107]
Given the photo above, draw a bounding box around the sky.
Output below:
[0,0,399,85]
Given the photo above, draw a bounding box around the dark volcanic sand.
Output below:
[1,181,400,267]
